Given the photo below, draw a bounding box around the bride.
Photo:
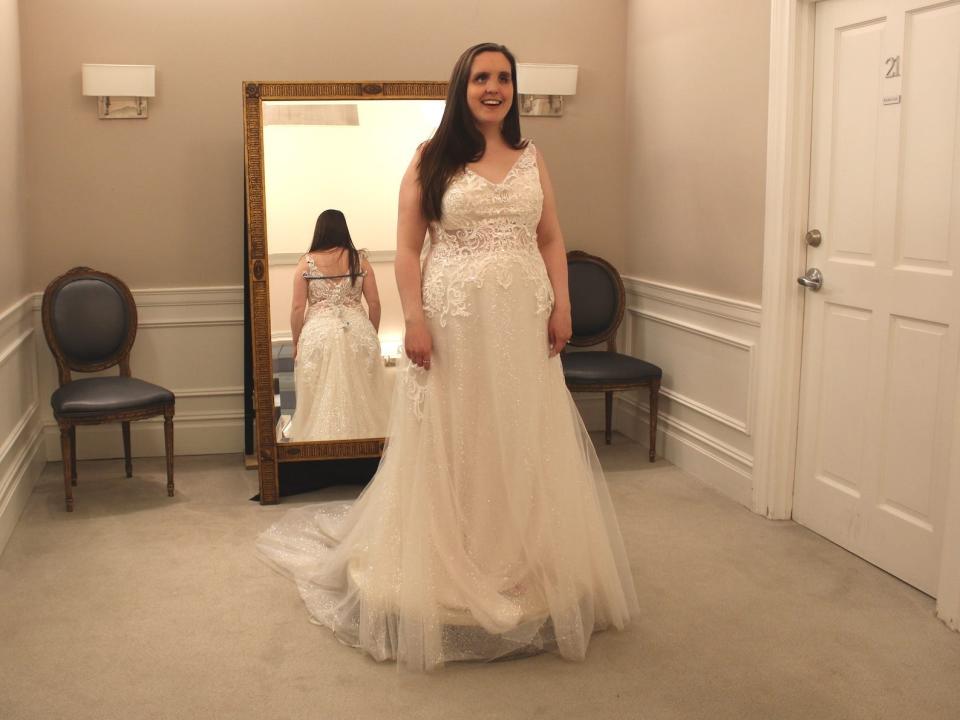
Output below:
[258,43,639,670]
[283,209,389,441]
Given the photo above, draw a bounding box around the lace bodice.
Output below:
[422,142,553,326]
[303,253,366,316]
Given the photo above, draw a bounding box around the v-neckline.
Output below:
[464,145,529,186]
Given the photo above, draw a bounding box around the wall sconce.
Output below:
[516,63,578,117]
[81,64,156,119]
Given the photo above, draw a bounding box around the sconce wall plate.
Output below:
[96,96,149,119]
[519,95,565,117]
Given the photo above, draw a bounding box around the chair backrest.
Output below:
[41,267,138,385]
[566,250,625,350]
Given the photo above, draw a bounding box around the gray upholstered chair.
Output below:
[561,251,662,459]
[41,267,175,511]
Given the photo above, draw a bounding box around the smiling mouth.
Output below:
[481,98,503,107]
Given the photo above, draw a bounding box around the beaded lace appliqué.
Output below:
[302,255,379,374]
[402,143,555,422]
[421,144,554,328]
[401,361,429,422]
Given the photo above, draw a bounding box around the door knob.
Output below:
[805,229,822,247]
[797,268,823,291]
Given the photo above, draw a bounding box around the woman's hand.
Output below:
[405,319,433,370]
[548,304,572,357]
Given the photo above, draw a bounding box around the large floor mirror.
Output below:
[243,80,447,503]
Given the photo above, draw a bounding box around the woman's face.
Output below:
[465,51,514,127]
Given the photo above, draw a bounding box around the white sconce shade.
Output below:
[515,64,578,117]
[81,64,155,119]
[515,64,578,96]
[82,64,155,97]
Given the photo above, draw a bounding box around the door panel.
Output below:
[896,3,960,270]
[830,18,885,260]
[816,304,873,494]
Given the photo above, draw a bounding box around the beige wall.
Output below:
[264,100,445,255]
[20,0,628,292]
[0,0,26,310]
[625,0,770,303]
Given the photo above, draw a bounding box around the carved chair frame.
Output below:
[41,266,175,510]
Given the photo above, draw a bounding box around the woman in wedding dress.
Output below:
[283,209,389,441]
[258,44,639,669]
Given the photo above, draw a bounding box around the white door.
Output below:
[794,0,960,595]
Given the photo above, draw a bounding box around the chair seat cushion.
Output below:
[561,351,662,387]
[52,377,174,417]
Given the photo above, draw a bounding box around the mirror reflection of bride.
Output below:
[283,209,390,441]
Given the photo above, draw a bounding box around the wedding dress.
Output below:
[258,143,639,669]
[284,253,390,441]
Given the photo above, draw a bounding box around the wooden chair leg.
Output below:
[122,422,133,478]
[649,380,661,462]
[68,426,77,485]
[604,391,613,445]
[163,407,174,497]
[59,423,74,512]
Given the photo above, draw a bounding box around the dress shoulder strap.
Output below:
[303,253,327,279]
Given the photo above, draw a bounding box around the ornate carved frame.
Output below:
[242,80,447,504]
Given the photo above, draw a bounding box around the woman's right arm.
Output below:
[395,149,432,369]
[359,257,382,332]
[290,257,308,360]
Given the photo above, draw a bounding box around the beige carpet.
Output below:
[1,439,958,720]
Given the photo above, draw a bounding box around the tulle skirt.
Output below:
[257,253,639,670]
[286,305,390,442]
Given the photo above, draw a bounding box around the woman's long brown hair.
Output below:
[418,42,528,223]
[308,209,361,285]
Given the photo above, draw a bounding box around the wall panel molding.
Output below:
[270,250,396,266]
[31,285,246,462]
[573,275,760,508]
[624,277,762,327]
[0,295,45,555]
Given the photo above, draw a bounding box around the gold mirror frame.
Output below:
[243,80,447,503]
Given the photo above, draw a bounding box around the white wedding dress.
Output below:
[284,253,390,441]
[258,143,639,669]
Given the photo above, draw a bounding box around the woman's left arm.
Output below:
[535,147,572,356]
